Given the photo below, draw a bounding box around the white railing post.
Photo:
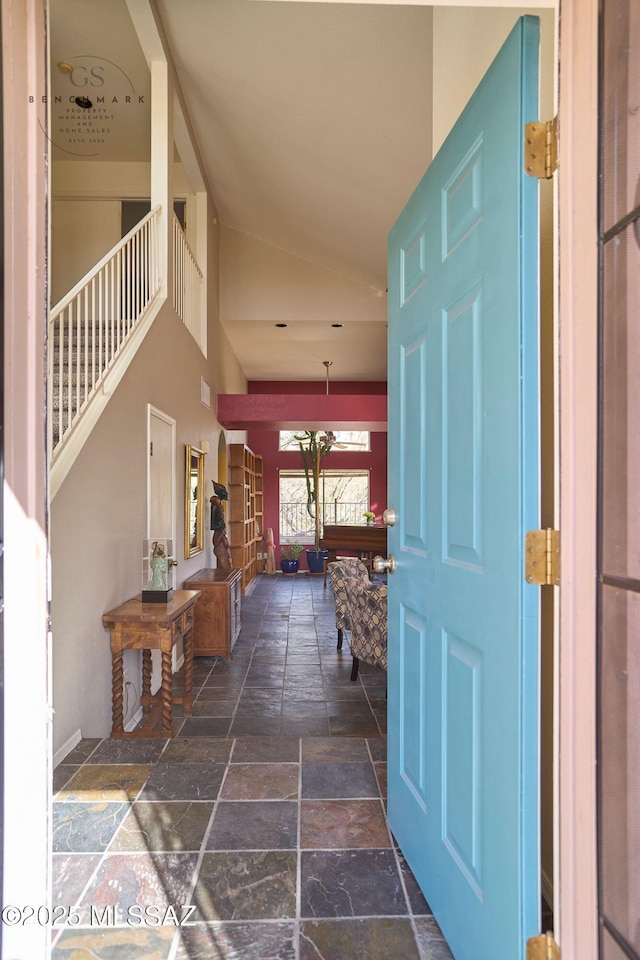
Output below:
[49,207,162,460]
[172,212,205,355]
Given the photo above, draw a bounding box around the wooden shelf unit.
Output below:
[228,444,263,593]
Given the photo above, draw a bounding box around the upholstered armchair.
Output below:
[343,576,388,681]
[327,558,370,650]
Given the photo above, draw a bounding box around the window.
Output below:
[279,430,370,452]
[279,470,370,542]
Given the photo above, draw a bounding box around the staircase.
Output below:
[48,207,162,496]
[48,206,207,498]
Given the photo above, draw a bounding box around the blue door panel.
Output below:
[387,17,541,960]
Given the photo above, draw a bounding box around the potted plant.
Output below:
[363,510,375,526]
[280,540,304,575]
[295,430,334,573]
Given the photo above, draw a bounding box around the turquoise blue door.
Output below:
[387,17,541,960]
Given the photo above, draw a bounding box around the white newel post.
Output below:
[151,58,173,306]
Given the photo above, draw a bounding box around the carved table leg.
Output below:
[183,627,193,716]
[111,651,124,737]
[161,649,172,735]
[142,649,152,716]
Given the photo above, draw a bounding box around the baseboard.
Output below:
[53,729,82,767]
[541,867,554,908]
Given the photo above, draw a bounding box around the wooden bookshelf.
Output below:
[228,443,263,593]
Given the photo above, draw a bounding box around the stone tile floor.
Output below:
[52,574,454,959]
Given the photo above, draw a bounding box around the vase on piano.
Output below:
[306,548,328,575]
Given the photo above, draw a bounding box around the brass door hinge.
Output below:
[524,117,558,179]
[525,529,560,586]
[527,932,560,960]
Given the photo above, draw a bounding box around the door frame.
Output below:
[6,2,600,958]
[556,0,599,955]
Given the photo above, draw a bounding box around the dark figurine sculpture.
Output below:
[210,482,232,570]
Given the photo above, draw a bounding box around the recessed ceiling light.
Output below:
[58,61,73,75]
[331,323,343,328]
[275,323,287,328]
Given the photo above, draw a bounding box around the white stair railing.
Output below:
[48,206,161,462]
[173,212,205,355]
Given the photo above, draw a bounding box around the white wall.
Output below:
[51,199,121,304]
[221,225,387,324]
[432,7,556,155]
[50,197,247,751]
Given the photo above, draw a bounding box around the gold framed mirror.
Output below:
[185,445,205,558]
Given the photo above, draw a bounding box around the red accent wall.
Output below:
[246,381,387,571]
[248,380,388,395]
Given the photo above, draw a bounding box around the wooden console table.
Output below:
[103,590,200,738]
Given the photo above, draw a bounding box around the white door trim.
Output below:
[556,0,599,955]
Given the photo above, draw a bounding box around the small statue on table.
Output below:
[210,481,232,570]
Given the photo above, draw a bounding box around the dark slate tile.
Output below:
[398,854,433,916]
[174,922,296,960]
[244,672,286,689]
[160,738,233,763]
[53,802,129,853]
[193,687,241,703]
[413,916,455,959]
[53,765,80,795]
[61,739,101,765]
[52,853,101,905]
[326,695,376,715]
[282,685,326,703]
[301,850,407,918]
[57,765,151,802]
[367,738,387,762]
[87,739,167,765]
[239,686,284,701]
[231,737,300,763]
[300,918,421,960]
[221,764,299,801]
[206,801,298,850]
[302,761,379,799]
[301,799,391,849]
[302,738,369,762]
[281,702,327,719]
[195,851,297,920]
[235,699,282,718]
[77,853,198,925]
[374,762,387,799]
[52,926,175,959]
[179,718,233,738]
[328,716,381,738]
[192,700,238,718]
[109,801,214,852]
[322,683,368,701]
[228,717,282,737]
[139,763,226,801]
[280,718,330,737]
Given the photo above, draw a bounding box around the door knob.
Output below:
[383,508,397,526]
[373,554,397,574]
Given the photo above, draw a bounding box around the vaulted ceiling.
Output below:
[50,0,436,381]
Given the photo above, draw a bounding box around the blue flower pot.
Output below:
[306,549,328,574]
[280,558,299,575]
